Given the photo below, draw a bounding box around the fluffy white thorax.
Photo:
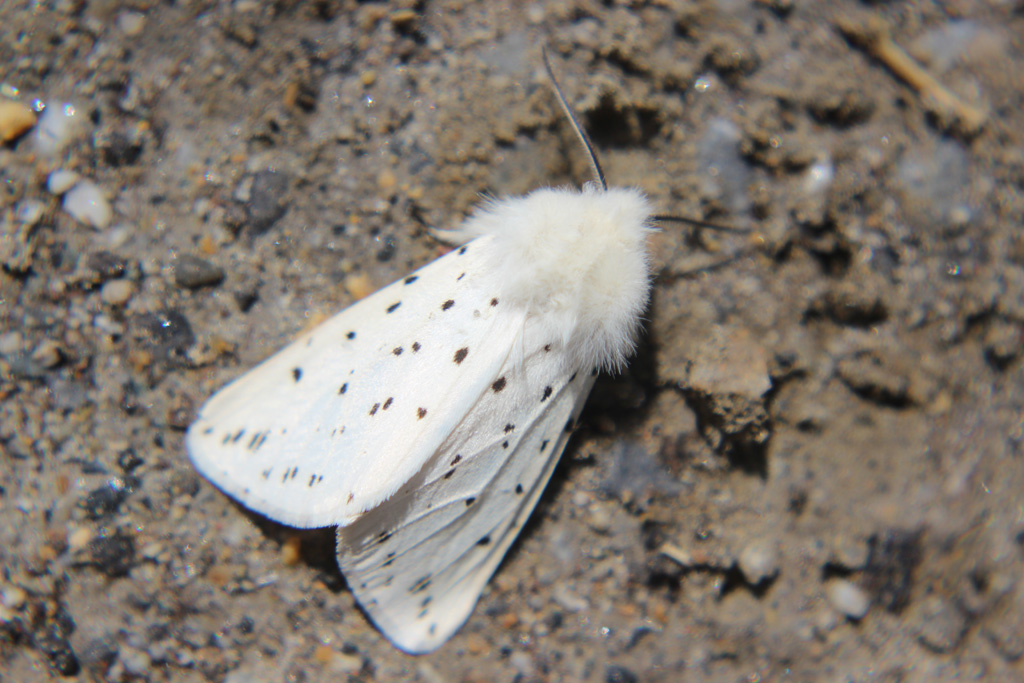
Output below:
[460,185,653,372]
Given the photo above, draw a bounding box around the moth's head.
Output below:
[465,185,653,372]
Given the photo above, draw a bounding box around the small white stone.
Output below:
[102,223,133,249]
[826,579,871,620]
[118,646,152,677]
[15,200,46,227]
[34,102,82,156]
[31,339,63,368]
[63,180,113,229]
[68,526,94,551]
[117,11,146,36]
[0,331,23,356]
[328,652,362,674]
[804,157,834,195]
[510,651,535,677]
[47,169,81,195]
[100,279,134,306]
[553,585,590,612]
[738,539,779,585]
[1,585,27,610]
[586,503,613,534]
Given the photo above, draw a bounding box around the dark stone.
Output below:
[173,255,225,289]
[81,477,135,520]
[88,528,136,578]
[246,171,290,234]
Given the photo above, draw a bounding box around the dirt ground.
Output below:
[2,1,1023,681]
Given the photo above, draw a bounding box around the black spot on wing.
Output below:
[465,497,476,506]
[477,535,491,546]
[410,575,432,594]
[202,426,213,435]
[292,367,302,381]
[490,298,498,306]
[404,275,418,285]
[441,299,455,311]
[569,371,578,383]
[339,383,348,395]
[457,246,467,255]
[515,483,523,494]
[370,403,380,416]
[377,530,392,544]
[454,347,469,364]
[504,423,514,433]
[417,407,427,419]
[492,376,506,392]
[502,441,509,449]
[412,341,421,352]
[393,347,403,356]
[386,302,401,314]
[450,454,462,466]
[383,397,393,410]
[544,344,552,352]
[443,469,455,479]
[541,386,552,401]
[346,331,356,340]
[457,272,466,281]
[540,439,549,452]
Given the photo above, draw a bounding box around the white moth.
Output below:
[186,55,653,654]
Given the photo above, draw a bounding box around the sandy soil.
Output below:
[2,1,1023,681]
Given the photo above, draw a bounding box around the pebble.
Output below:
[0,100,36,142]
[68,526,95,552]
[63,180,113,229]
[803,157,834,195]
[173,254,225,289]
[0,331,24,356]
[81,478,133,520]
[738,539,779,585]
[31,339,63,369]
[509,651,535,677]
[35,102,82,156]
[586,503,613,533]
[826,579,871,620]
[698,117,750,214]
[100,279,134,306]
[553,585,590,612]
[117,10,146,36]
[912,595,966,653]
[245,170,290,234]
[118,646,152,678]
[88,529,136,577]
[15,199,46,226]
[1,584,27,610]
[47,169,81,195]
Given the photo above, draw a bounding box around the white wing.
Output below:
[336,346,598,654]
[186,235,522,528]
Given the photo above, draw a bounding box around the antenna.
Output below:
[652,214,749,233]
[542,46,607,191]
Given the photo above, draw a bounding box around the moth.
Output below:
[187,52,656,653]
